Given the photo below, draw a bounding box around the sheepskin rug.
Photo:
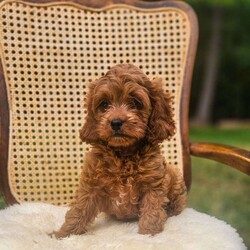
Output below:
[0,203,246,250]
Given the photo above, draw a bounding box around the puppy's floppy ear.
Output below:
[147,78,176,144]
[79,82,99,144]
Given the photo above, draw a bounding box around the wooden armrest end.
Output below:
[190,142,250,175]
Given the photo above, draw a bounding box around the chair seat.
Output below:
[0,203,246,250]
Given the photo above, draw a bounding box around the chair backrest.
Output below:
[0,0,198,205]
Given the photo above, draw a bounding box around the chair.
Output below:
[0,0,248,249]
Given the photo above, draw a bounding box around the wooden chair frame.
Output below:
[0,0,249,206]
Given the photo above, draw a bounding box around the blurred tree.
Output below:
[193,4,222,125]
[188,0,250,124]
[214,2,250,121]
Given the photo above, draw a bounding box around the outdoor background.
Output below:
[1,0,250,248]
[187,0,250,248]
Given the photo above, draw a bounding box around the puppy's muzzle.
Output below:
[111,119,124,131]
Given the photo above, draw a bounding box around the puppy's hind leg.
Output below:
[166,171,187,217]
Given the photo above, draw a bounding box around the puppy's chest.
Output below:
[105,159,140,205]
[119,159,138,184]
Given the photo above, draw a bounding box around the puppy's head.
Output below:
[80,64,175,148]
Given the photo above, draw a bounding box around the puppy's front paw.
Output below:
[49,230,71,239]
[138,218,165,236]
[138,226,163,236]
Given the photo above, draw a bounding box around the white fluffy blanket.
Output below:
[0,203,246,250]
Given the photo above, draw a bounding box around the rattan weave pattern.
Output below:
[0,1,190,205]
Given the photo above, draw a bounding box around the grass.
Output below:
[189,127,250,248]
[0,196,6,209]
[0,127,249,247]
[190,127,250,148]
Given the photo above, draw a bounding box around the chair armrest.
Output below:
[190,142,250,175]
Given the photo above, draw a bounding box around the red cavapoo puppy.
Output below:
[54,64,187,238]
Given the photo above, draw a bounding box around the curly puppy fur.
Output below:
[54,64,187,238]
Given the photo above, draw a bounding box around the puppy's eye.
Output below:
[98,100,109,111]
[131,97,143,110]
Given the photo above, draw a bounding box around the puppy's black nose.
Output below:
[111,119,123,131]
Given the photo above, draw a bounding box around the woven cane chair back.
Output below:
[0,0,198,205]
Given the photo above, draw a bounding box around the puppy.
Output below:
[53,64,187,238]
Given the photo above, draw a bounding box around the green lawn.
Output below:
[189,127,250,248]
[0,127,249,247]
[0,196,6,209]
